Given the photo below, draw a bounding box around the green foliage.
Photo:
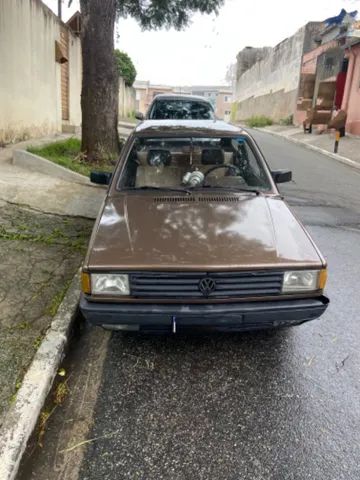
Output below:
[116,0,224,30]
[70,0,224,29]
[28,138,113,177]
[279,115,294,126]
[245,116,274,128]
[114,50,137,87]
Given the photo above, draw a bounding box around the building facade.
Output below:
[294,12,360,134]
[342,38,360,135]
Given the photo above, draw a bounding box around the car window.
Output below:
[149,100,215,120]
[119,136,272,192]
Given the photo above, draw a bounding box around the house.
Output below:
[294,9,358,130]
[134,81,174,115]
[342,28,360,135]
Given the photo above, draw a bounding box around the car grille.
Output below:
[130,271,284,299]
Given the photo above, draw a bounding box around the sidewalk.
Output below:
[0,201,93,421]
[0,134,104,477]
[0,134,105,218]
[257,125,360,170]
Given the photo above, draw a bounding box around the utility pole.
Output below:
[58,0,62,20]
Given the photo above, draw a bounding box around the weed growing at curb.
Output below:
[46,281,72,317]
[33,334,45,351]
[37,372,70,447]
[9,379,23,404]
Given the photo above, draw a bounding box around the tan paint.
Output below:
[0,0,81,143]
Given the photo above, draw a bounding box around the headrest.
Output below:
[201,148,224,165]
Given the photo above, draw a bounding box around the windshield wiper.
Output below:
[197,185,262,195]
[125,186,192,195]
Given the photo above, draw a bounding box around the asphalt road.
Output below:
[20,131,360,480]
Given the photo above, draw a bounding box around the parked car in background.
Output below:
[135,94,215,121]
[81,120,329,334]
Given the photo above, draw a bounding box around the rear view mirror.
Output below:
[135,111,144,121]
[271,169,292,183]
[90,171,112,185]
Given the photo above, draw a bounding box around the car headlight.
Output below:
[90,273,130,296]
[282,269,327,293]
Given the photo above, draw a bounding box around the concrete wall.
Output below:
[118,77,136,119]
[233,23,322,122]
[0,0,81,144]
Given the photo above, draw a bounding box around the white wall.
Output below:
[118,77,136,119]
[0,0,81,143]
[234,26,307,121]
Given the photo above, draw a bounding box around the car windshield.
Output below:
[119,136,272,192]
[149,100,215,120]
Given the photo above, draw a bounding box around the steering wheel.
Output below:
[203,164,240,186]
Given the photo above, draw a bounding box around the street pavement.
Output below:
[19,131,360,480]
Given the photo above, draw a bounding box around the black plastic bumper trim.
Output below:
[80,294,329,332]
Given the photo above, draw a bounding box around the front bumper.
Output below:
[80,294,329,333]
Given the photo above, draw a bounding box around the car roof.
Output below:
[133,120,246,138]
[151,93,214,104]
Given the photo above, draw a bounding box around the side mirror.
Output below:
[90,171,112,185]
[135,111,144,121]
[271,169,292,183]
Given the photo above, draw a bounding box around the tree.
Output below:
[115,50,137,87]
[77,0,224,163]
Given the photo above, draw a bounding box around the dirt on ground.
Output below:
[0,200,93,422]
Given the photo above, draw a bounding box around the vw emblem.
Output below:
[199,277,216,296]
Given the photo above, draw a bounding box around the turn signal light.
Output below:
[319,269,327,290]
[81,272,91,294]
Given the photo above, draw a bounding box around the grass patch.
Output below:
[0,225,89,252]
[245,115,273,128]
[279,115,293,126]
[27,138,114,177]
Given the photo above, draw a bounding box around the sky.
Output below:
[44,0,359,86]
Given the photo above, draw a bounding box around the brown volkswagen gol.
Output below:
[80,120,329,333]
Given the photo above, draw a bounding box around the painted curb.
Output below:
[257,129,360,171]
[0,272,82,480]
[12,150,90,184]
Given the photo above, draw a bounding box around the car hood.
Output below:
[86,194,323,271]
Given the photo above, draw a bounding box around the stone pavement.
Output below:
[0,200,93,422]
[257,125,360,166]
